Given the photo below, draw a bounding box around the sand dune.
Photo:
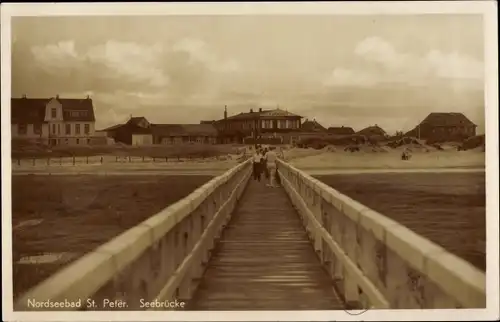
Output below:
[288,149,485,170]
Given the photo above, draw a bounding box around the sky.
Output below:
[11,14,485,134]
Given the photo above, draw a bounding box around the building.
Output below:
[301,119,327,132]
[405,112,477,142]
[11,95,97,146]
[100,116,218,146]
[327,126,355,135]
[151,124,218,145]
[357,125,387,137]
[214,107,303,144]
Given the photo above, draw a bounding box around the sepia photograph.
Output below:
[1,2,498,321]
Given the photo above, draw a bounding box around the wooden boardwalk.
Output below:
[188,179,345,310]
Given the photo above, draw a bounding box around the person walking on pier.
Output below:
[264,146,278,187]
[252,149,263,181]
[262,147,269,179]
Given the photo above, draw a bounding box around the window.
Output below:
[87,138,91,144]
[52,124,56,134]
[33,123,42,135]
[75,124,81,135]
[76,138,80,144]
[65,124,71,135]
[57,124,61,134]
[84,124,90,134]
[18,124,27,135]
[51,108,57,118]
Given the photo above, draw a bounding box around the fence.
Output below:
[11,154,244,167]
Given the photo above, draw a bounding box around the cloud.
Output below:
[323,68,378,87]
[85,40,169,87]
[324,36,484,88]
[425,49,484,80]
[20,37,244,115]
[172,38,241,73]
[31,40,169,88]
[31,41,81,70]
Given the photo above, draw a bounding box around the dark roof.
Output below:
[357,125,387,136]
[327,126,355,135]
[419,112,476,127]
[223,108,302,121]
[301,119,327,132]
[11,98,46,124]
[151,124,217,137]
[128,116,149,125]
[98,124,124,132]
[11,96,96,124]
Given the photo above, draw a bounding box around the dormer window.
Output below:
[70,111,87,118]
[51,108,57,118]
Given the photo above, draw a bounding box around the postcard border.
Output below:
[2,1,499,321]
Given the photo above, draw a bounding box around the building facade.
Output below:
[214,107,303,144]
[100,116,218,146]
[405,112,477,142]
[11,95,97,146]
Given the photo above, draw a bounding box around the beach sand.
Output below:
[287,149,485,170]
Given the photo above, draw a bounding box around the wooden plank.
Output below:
[188,180,346,310]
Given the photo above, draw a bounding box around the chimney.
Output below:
[224,105,227,119]
[56,94,60,99]
[22,94,27,99]
[86,94,90,99]
[250,109,253,113]
[259,108,262,112]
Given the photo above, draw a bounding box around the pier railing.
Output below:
[277,159,486,309]
[14,159,252,311]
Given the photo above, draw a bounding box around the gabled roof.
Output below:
[98,124,124,132]
[301,119,327,132]
[327,126,356,135]
[127,116,149,126]
[357,125,387,136]
[419,112,476,127]
[11,98,47,124]
[224,108,302,121]
[11,96,96,124]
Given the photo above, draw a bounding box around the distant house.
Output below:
[405,112,477,142]
[100,116,218,145]
[357,125,387,137]
[151,124,218,145]
[11,94,98,146]
[214,107,303,144]
[327,126,355,135]
[301,119,327,132]
[99,116,152,145]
